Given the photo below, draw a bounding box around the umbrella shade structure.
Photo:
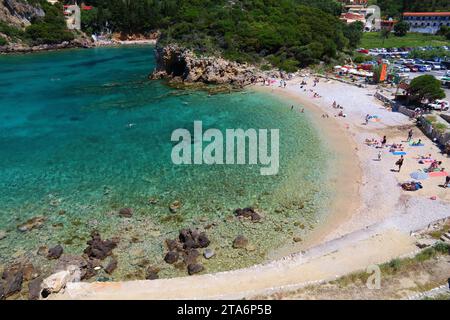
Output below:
[410,171,429,180]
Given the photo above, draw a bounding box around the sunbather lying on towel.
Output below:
[401,181,423,191]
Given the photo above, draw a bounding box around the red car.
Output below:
[357,49,369,54]
[405,64,418,72]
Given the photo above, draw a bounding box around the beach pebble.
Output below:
[203,248,215,259]
[233,235,249,249]
[293,237,302,243]
[118,207,133,218]
[164,251,179,264]
[187,263,204,275]
[47,245,64,260]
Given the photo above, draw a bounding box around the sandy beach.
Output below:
[52,76,450,300]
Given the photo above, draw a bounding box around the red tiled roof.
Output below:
[403,12,450,17]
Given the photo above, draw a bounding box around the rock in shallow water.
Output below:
[234,207,262,222]
[164,251,179,264]
[17,216,46,232]
[47,245,64,260]
[0,230,7,240]
[233,235,249,249]
[203,248,215,259]
[104,257,118,275]
[187,263,204,275]
[118,207,133,218]
[83,231,118,260]
[28,277,43,300]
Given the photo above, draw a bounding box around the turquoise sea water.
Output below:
[0,46,331,280]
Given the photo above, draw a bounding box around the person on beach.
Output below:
[395,155,404,172]
[407,129,413,142]
[378,150,382,161]
[444,175,450,188]
[365,114,370,125]
[381,136,387,148]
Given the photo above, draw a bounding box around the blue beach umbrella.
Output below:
[410,171,429,180]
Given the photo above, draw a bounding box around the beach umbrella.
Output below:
[410,171,428,180]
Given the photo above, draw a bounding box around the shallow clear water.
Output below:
[0,46,331,280]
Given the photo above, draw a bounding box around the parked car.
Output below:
[415,65,425,72]
[405,64,418,72]
[427,100,449,111]
[426,61,441,70]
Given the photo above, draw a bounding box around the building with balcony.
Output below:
[403,12,450,34]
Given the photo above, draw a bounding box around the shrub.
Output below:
[0,36,7,46]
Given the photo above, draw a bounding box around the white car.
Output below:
[428,100,449,111]
[420,64,432,72]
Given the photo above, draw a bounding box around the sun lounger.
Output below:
[392,151,406,156]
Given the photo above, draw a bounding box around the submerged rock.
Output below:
[47,245,64,260]
[145,266,159,280]
[2,270,23,298]
[203,248,215,259]
[83,231,118,260]
[169,200,182,213]
[179,228,210,249]
[28,277,43,300]
[104,257,118,275]
[233,235,249,249]
[17,216,46,232]
[164,251,179,264]
[118,207,133,218]
[234,208,262,222]
[187,264,204,275]
[0,230,7,240]
[183,249,200,265]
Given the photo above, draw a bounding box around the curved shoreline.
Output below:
[51,74,450,300]
[252,85,363,257]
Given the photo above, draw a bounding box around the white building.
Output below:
[403,12,450,34]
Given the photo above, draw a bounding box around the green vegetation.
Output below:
[25,1,74,45]
[0,21,26,41]
[408,75,446,102]
[394,21,410,37]
[78,0,360,71]
[360,32,450,49]
[409,48,450,60]
[437,26,450,41]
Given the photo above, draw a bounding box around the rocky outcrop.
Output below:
[0,0,45,29]
[0,38,93,54]
[150,44,261,87]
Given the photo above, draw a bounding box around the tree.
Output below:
[380,28,391,45]
[344,21,364,49]
[408,75,445,104]
[394,21,410,37]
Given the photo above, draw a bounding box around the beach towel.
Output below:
[409,143,424,147]
[428,171,448,178]
[392,151,406,156]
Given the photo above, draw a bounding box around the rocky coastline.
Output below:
[0,39,93,54]
[149,44,264,88]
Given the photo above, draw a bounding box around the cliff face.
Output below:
[150,44,261,87]
[0,0,45,28]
